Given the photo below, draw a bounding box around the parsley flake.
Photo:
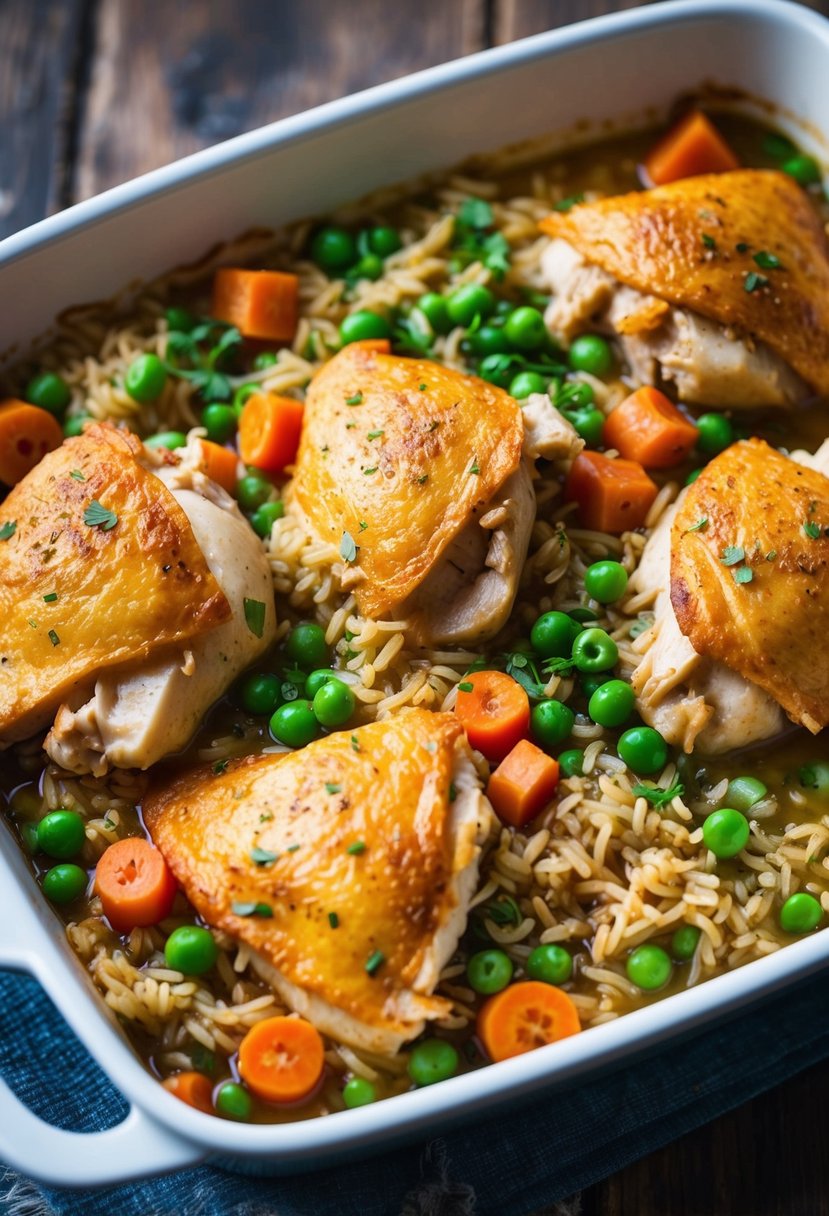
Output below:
[48,629,60,647]
[340,531,358,563]
[804,521,821,540]
[358,520,368,531]
[231,901,273,918]
[458,681,474,693]
[365,949,386,976]
[287,843,300,853]
[345,392,364,406]
[766,549,778,561]
[42,592,59,603]
[553,194,584,212]
[754,250,782,270]
[212,759,229,775]
[733,566,754,584]
[632,782,684,807]
[367,429,384,440]
[0,521,16,541]
[449,782,457,803]
[468,459,480,476]
[721,545,745,567]
[736,241,750,253]
[243,598,266,638]
[417,474,428,485]
[744,271,769,293]
[419,383,428,391]
[83,500,118,531]
[687,518,708,533]
[250,847,278,865]
[363,466,378,475]
[701,233,717,250]
[351,735,361,752]
[325,782,342,795]
[346,841,366,855]
[328,911,340,928]
[458,198,493,229]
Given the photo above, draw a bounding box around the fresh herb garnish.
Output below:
[553,194,585,212]
[213,759,229,775]
[340,531,358,563]
[483,894,522,927]
[721,545,745,567]
[231,901,273,918]
[450,199,511,278]
[766,549,778,561]
[351,735,360,752]
[449,782,457,803]
[804,521,821,540]
[744,271,769,294]
[325,782,342,795]
[287,844,300,853]
[687,518,708,533]
[328,911,340,929]
[0,521,16,541]
[458,198,493,229]
[345,392,364,406]
[363,466,378,476]
[632,782,684,808]
[164,320,242,402]
[250,847,278,866]
[83,500,118,531]
[417,474,428,484]
[736,241,750,253]
[47,629,60,646]
[732,566,754,584]
[365,949,386,976]
[243,598,266,638]
[754,250,782,270]
[458,681,474,693]
[346,841,366,855]
[701,234,717,250]
[42,592,59,603]
[69,470,86,481]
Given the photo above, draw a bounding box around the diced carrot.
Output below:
[196,437,239,493]
[238,392,304,475]
[455,670,530,764]
[603,387,698,469]
[162,1071,213,1114]
[564,450,658,533]
[238,1015,324,1104]
[644,110,739,186]
[477,981,581,1063]
[0,399,63,486]
[487,739,560,828]
[95,837,177,933]
[212,268,299,342]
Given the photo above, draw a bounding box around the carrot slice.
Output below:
[487,739,559,828]
[95,837,177,932]
[455,670,530,764]
[196,437,239,493]
[644,110,739,185]
[162,1071,213,1114]
[477,981,581,1063]
[212,268,299,342]
[238,392,304,475]
[238,1015,324,1104]
[0,399,64,486]
[603,387,698,469]
[564,450,658,533]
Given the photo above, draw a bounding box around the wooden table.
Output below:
[3,1,829,1211]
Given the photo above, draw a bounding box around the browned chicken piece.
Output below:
[540,170,829,405]
[671,438,829,735]
[286,342,569,646]
[144,709,489,1055]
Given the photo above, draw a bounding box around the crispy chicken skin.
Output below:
[671,439,829,735]
[0,425,230,745]
[540,170,829,401]
[144,709,489,1054]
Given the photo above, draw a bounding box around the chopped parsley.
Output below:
[325,782,342,795]
[449,783,457,803]
[458,681,474,693]
[736,241,750,253]
[231,901,273,918]
[339,531,358,563]
[744,271,769,294]
[451,199,511,278]
[701,233,717,250]
[243,598,266,638]
[419,383,428,391]
[83,500,118,531]
[483,894,522,927]
[367,429,384,440]
[417,474,428,485]
[346,841,366,855]
[351,735,360,752]
[345,392,364,406]
[0,521,17,541]
[468,459,480,476]
[358,520,368,531]
[42,592,59,603]
[365,949,386,976]
[287,843,300,853]
[632,782,684,807]
[733,566,754,584]
[69,469,86,481]
[804,521,821,540]
[721,545,745,567]
[687,518,708,533]
[458,198,493,229]
[766,549,778,561]
[753,250,782,270]
[328,912,340,929]
[212,759,229,775]
[250,847,278,866]
[363,466,378,475]
[47,629,60,647]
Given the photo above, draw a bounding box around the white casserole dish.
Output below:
[2,0,829,1189]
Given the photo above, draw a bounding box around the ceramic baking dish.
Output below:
[2,0,829,1189]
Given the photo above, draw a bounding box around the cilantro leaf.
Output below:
[83,500,118,531]
[633,782,684,807]
[721,545,745,567]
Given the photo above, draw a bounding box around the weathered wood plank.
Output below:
[74,0,486,202]
[0,0,84,239]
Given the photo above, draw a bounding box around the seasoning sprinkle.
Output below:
[328,911,340,929]
[736,241,750,253]
[250,847,278,865]
[468,459,480,476]
[367,430,384,440]
[701,233,717,250]
[351,735,360,752]
[419,383,428,391]
[325,782,342,795]
[345,393,363,406]
[687,518,708,533]
[83,500,118,531]
[417,474,429,484]
[287,843,300,853]
[0,521,16,541]
[754,250,782,270]
[804,521,821,540]
[42,592,59,602]
[449,783,457,803]
[363,466,378,475]
[766,549,778,561]
[365,949,385,976]
[346,841,366,855]
[48,629,60,646]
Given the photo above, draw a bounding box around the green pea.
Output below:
[617,726,668,776]
[626,943,673,991]
[588,679,635,728]
[799,762,829,797]
[232,382,260,416]
[696,413,733,455]
[36,809,86,860]
[165,307,195,333]
[530,610,579,659]
[269,701,319,749]
[368,226,402,257]
[671,925,701,961]
[311,226,357,273]
[584,560,628,605]
[339,310,391,346]
[568,334,612,377]
[25,371,71,415]
[503,306,547,351]
[144,431,187,451]
[566,407,605,446]
[779,892,823,934]
[301,669,334,698]
[236,471,273,512]
[63,414,91,438]
[164,925,218,976]
[558,749,584,778]
[466,949,514,995]
[702,808,749,859]
[468,325,512,357]
[781,154,821,186]
[240,672,283,716]
[125,353,168,404]
[312,678,355,728]
[526,943,573,985]
[286,622,329,670]
[531,700,575,750]
[571,628,618,673]
[580,672,611,698]
[249,500,285,539]
[200,403,236,444]
[351,254,384,281]
[407,1038,459,1087]
[416,293,452,335]
[343,1076,377,1108]
[508,371,547,400]
[215,1081,253,1121]
[42,863,87,905]
[446,284,495,328]
[559,381,595,409]
[253,352,279,370]
[726,776,768,812]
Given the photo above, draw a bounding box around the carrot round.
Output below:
[477,981,581,1063]
[196,437,239,493]
[487,739,559,828]
[455,670,530,763]
[603,387,698,469]
[564,450,658,534]
[162,1071,213,1114]
[212,268,299,342]
[238,392,304,474]
[644,110,739,186]
[95,837,177,932]
[0,399,64,486]
[238,1015,324,1104]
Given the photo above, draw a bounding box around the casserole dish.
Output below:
[2,0,829,1188]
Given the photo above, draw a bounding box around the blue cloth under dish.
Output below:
[1,966,827,1216]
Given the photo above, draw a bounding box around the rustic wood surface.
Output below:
[2,1,829,1211]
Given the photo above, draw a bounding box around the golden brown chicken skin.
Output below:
[144,709,487,1054]
[671,438,829,735]
[541,170,829,399]
[0,424,229,744]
